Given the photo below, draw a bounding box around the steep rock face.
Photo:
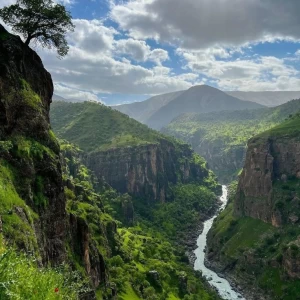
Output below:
[193,139,245,183]
[235,135,300,226]
[84,140,210,202]
[69,214,106,288]
[0,24,66,263]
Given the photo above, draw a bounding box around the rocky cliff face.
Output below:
[235,134,300,226]
[84,140,211,203]
[0,24,66,264]
[0,25,114,293]
[206,118,300,300]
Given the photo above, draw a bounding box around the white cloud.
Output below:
[177,48,300,91]
[54,83,103,102]
[115,38,169,65]
[38,19,196,97]
[110,0,300,49]
[69,19,117,54]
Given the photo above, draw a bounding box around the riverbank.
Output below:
[189,186,245,300]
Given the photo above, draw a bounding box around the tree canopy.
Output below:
[0,0,74,57]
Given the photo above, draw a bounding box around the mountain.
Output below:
[114,85,264,130]
[207,114,300,300]
[163,99,300,183]
[52,93,67,101]
[227,91,300,107]
[147,85,265,130]
[52,93,88,103]
[114,90,184,124]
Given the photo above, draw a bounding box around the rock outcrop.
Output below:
[235,133,300,226]
[0,25,109,291]
[0,24,66,263]
[84,140,211,203]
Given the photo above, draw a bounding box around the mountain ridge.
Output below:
[114,85,264,130]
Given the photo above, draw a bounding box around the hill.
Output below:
[163,99,300,182]
[51,101,168,152]
[227,91,300,107]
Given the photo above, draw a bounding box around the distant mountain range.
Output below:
[52,93,87,103]
[114,85,264,129]
[227,91,300,107]
[54,86,300,130]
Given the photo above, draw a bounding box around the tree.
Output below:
[0,0,74,57]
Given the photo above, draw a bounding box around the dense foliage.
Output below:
[152,184,217,237]
[60,141,220,300]
[0,0,74,56]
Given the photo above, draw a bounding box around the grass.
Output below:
[0,247,86,300]
[19,79,43,111]
[0,160,38,250]
[211,203,274,257]
[253,112,300,143]
[120,284,141,300]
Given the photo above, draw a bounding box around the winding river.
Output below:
[194,185,245,300]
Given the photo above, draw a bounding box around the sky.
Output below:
[1,0,300,105]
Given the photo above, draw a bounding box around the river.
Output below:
[194,185,245,300]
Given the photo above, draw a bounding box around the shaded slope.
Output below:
[146,85,264,129]
[113,90,184,124]
[227,91,300,107]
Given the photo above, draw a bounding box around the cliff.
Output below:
[83,140,213,203]
[235,114,300,226]
[51,101,221,202]
[0,23,66,264]
[0,25,112,295]
[206,115,300,300]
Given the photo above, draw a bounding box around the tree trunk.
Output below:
[25,35,31,46]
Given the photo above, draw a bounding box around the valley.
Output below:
[1,0,300,299]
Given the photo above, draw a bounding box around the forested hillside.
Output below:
[163,99,300,182]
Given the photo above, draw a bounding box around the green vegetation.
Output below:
[0,0,74,57]
[0,160,38,252]
[61,140,220,299]
[19,79,43,111]
[0,245,86,300]
[51,101,184,153]
[208,181,300,300]
[152,184,217,237]
[163,99,300,182]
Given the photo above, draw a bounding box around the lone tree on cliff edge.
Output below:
[0,0,74,57]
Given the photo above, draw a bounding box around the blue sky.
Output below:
[1,0,300,105]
